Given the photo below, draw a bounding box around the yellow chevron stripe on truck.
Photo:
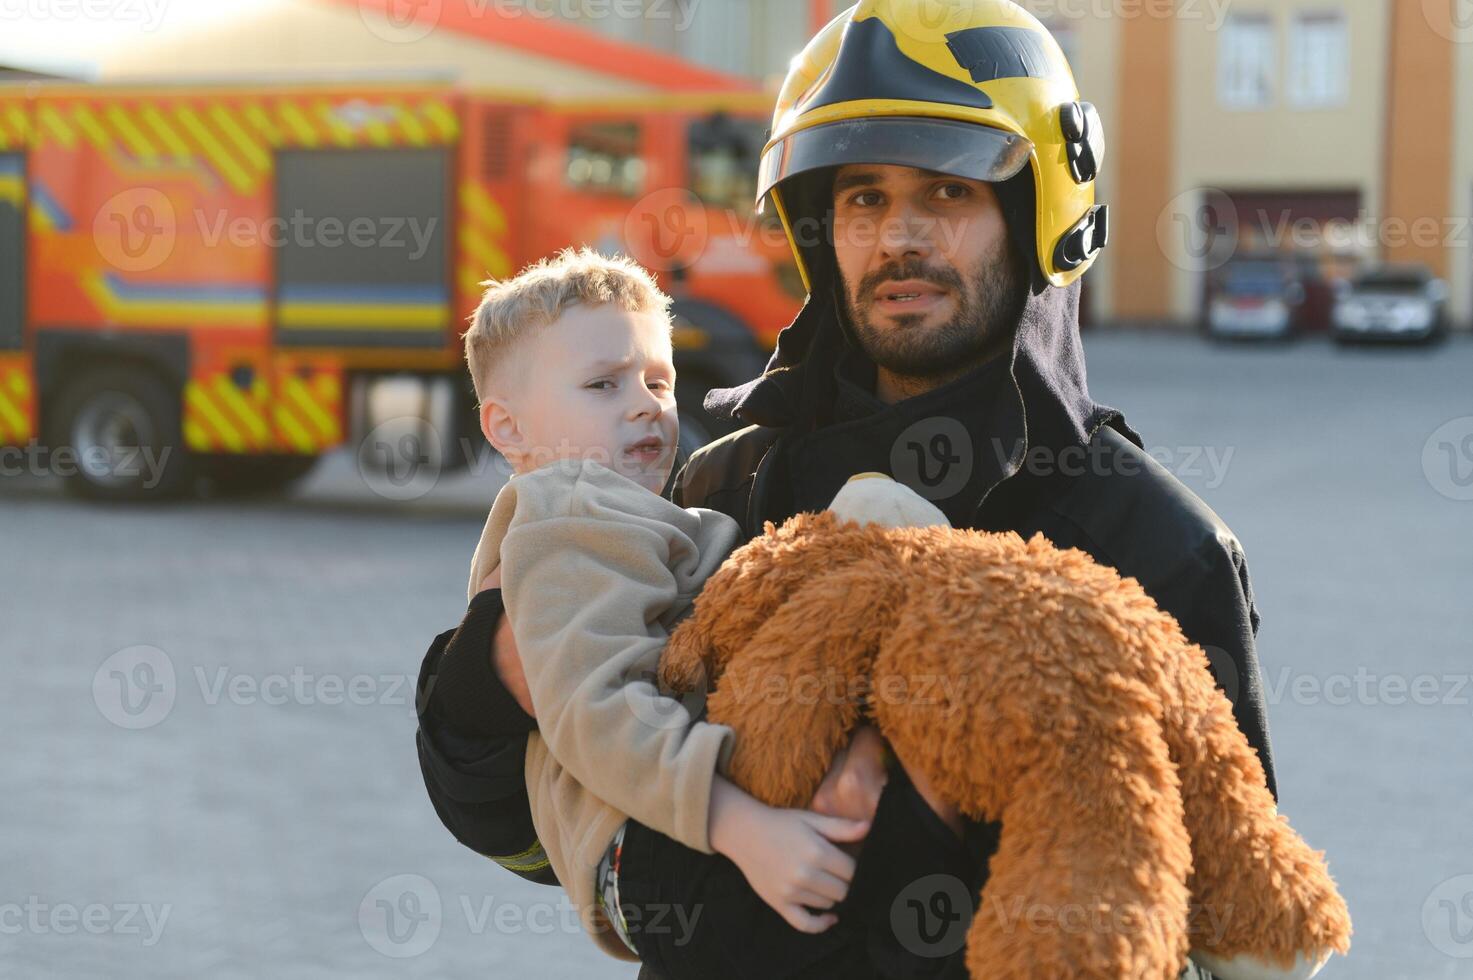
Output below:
[273,366,343,453]
[183,373,273,453]
[0,364,34,445]
[29,95,462,197]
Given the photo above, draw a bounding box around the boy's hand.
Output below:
[479,567,534,718]
[709,779,869,934]
[810,724,889,828]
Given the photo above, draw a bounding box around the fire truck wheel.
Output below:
[47,365,194,501]
[202,454,320,498]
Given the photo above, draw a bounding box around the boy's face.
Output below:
[482,304,679,495]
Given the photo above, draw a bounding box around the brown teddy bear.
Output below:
[658,474,1351,980]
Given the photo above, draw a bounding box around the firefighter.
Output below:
[416,3,1275,978]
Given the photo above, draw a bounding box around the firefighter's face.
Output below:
[481,304,679,494]
[830,164,1023,381]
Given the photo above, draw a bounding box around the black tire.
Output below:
[202,453,319,498]
[45,365,193,500]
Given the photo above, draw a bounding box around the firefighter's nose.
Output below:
[877,204,933,263]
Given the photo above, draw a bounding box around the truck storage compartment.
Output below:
[272,147,451,349]
[0,153,23,351]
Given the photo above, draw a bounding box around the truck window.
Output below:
[565,121,645,197]
[687,113,766,215]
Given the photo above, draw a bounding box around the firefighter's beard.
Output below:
[840,248,1025,380]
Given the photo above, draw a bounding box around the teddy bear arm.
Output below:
[960,735,1195,980]
[659,522,854,693]
[1160,646,1351,979]
[702,563,905,809]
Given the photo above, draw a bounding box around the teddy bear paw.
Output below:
[1190,947,1333,980]
[827,472,951,529]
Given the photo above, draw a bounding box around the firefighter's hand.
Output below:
[479,567,534,718]
[809,725,888,853]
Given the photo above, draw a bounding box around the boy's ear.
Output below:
[480,396,524,462]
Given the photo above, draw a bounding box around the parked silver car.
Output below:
[1332,265,1449,344]
[1205,258,1307,340]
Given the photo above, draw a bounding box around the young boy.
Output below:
[461,248,956,962]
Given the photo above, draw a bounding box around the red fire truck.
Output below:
[0,79,799,498]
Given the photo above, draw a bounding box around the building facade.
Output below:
[569,0,1473,331]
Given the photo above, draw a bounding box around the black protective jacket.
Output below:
[415,276,1276,977]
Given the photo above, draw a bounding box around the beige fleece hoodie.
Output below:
[466,456,743,960]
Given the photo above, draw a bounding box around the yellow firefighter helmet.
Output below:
[758,0,1108,291]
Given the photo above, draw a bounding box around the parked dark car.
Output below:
[1332,264,1449,344]
[1205,256,1307,340]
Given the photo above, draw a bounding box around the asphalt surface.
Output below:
[2,332,1470,979]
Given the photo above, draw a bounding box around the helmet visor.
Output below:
[757,116,1033,210]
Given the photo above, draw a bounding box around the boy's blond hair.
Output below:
[464,247,673,404]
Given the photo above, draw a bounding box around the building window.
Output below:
[1218,13,1276,109]
[1288,11,1348,108]
[676,0,754,78]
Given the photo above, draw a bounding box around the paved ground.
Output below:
[2,332,1469,978]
